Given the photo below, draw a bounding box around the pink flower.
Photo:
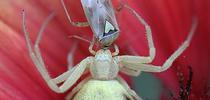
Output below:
[120,0,210,99]
[0,0,209,100]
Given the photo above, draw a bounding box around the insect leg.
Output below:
[69,35,91,43]
[61,0,89,27]
[68,35,96,55]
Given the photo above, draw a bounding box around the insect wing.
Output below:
[81,0,119,46]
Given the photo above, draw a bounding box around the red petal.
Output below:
[0,0,209,99]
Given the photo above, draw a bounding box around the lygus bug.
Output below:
[61,0,120,48]
[22,0,197,100]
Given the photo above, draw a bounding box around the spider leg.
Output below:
[32,12,75,84]
[117,76,142,100]
[51,41,87,84]
[120,67,141,76]
[65,76,91,100]
[22,10,93,93]
[116,2,156,63]
[112,44,119,56]
[113,57,141,76]
[67,41,78,69]
[22,10,53,82]
[49,57,92,93]
[51,64,89,84]
[51,68,75,84]
[61,0,89,27]
[117,18,197,72]
[88,37,96,55]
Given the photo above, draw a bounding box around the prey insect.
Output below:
[22,0,197,100]
[61,0,120,47]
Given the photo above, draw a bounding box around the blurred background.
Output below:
[0,0,209,100]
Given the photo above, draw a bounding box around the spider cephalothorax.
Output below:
[91,49,119,80]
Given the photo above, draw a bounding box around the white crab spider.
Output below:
[22,0,197,100]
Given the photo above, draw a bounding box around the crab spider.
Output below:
[22,10,139,99]
[23,0,197,100]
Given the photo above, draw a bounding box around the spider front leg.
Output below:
[114,4,156,76]
[117,17,197,73]
[22,10,93,93]
[61,0,89,27]
[117,3,156,64]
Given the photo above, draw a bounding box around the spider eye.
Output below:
[103,20,117,36]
